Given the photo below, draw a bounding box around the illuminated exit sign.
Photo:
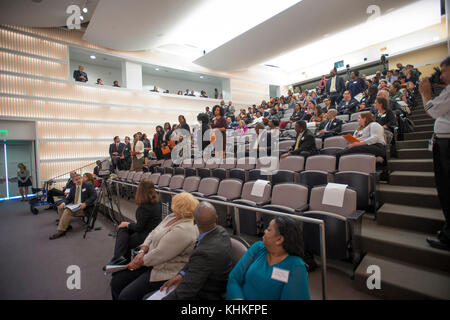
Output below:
[0,130,8,137]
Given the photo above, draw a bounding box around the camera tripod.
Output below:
[83,176,123,239]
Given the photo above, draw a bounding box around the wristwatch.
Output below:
[137,250,145,254]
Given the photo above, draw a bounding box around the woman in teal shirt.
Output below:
[226,216,310,300]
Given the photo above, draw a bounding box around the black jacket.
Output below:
[73,70,88,82]
[317,118,343,135]
[64,182,97,207]
[337,98,359,114]
[109,142,125,158]
[376,109,397,132]
[128,202,162,244]
[164,225,232,300]
[290,129,318,155]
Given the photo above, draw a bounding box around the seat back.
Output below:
[308,185,357,217]
[141,172,152,181]
[279,140,295,151]
[248,169,268,182]
[197,177,220,196]
[334,172,371,209]
[279,156,304,172]
[162,159,173,168]
[271,170,295,185]
[229,168,245,182]
[181,176,201,192]
[217,179,243,200]
[219,158,236,169]
[324,136,348,149]
[126,171,136,182]
[305,155,336,172]
[149,173,161,185]
[240,181,271,204]
[336,114,349,122]
[341,122,359,132]
[230,237,249,267]
[132,171,143,184]
[236,157,256,170]
[315,138,323,150]
[271,183,308,209]
[338,154,376,174]
[212,168,227,181]
[168,175,185,190]
[157,174,172,188]
[350,112,363,122]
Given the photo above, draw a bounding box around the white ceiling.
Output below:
[0,0,98,27]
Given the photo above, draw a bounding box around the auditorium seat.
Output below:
[300,155,336,198]
[302,185,364,265]
[175,176,201,193]
[341,122,359,134]
[211,168,227,181]
[160,174,185,209]
[248,169,268,182]
[209,179,243,227]
[334,154,377,212]
[323,136,348,149]
[232,181,272,236]
[315,138,323,150]
[270,170,295,185]
[191,177,220,198]
[229,168,246,182]
[350,112,363,122]
[262,183,309,229]
[230,236,250,267]
[279,140,295,152]
[149,173,161,185]
[336,114,350,122]
[155,173,171,189]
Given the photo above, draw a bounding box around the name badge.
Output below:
[82,188,86,192]
[271,267,290,283]
[301,137,305,141]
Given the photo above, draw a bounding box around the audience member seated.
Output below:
[73,65,88,82]
[163,90,169,94]
[310,105,327,126]
[49,173,97,240]
[177,90,183,95]
[226,216,310,300]
[184,89,190,96]
[374,97,396,132]
[113,80,120,87]
[96,78,103,85]
[189,90,195,97]
[321,97,335,113]
[315,109,343,138]
[386,70,398,84]
[360,85,378,112]
[46,170,76,209]
[82,172,95,185]
[280,120,317,159]
[245,123,272,157]
[227,117,239,130]
[336,111,386,160]
[225,101,236,120]
[105,179,162,268]
[300,100,315,121]
[93,160,102,176]
[200,90,208,98]
[110,192,199,300]
[236,120,248,136]
[337,90,359,115]
[160,202,232,300]
[346,70,367,99]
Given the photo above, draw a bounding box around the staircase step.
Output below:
[403,131,433,140]
[360,218,450,273]
[413,124,435,132]
[410,114,431,121]
[354,253,450,299]
[390,171,435,187]
[397,148,432,159]
[396,139,428,149]
[412,118,435,126]
[377,203,444,233]
[377,184,440,209]
[388,159,434,172]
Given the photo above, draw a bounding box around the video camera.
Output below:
[429,67,445,95]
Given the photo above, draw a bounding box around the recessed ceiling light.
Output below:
[80,15,84,21]
[90,55,96,59]
[82,7,88,13]
[200,76,204,79]
[155,68,160,71]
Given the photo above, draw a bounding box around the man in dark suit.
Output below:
[245,123,272,157]
[280,120,318,158]
[161,202,232,300]
[337,90,359,115]
[50,174,97,240]
[73,65,88,82]
[316,109,343,138]
[326,68,346,107]
[109,136,125,171]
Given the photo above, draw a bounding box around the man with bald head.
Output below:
[161,202,232,300]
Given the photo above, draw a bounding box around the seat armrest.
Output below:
[233,199,257,207]
[209,195,227,202]
[160,187,171,191]
[347,210,365,222]
[255,200,271,207]
[262,204,295,214]
[173,189,184,193]
[191,192,204,198]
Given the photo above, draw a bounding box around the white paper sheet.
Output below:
[322,183,348,207]
[250,179,270,197]
[146,286,175,300]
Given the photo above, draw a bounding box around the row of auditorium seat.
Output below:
[113,171,364,265]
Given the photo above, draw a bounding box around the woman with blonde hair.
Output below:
[17,163,32,201]
[110,192,199,300]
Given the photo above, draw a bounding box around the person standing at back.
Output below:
[419,56,450,251]
[73,65,88,82]
[17,163,32,201]
[326,68,345,107]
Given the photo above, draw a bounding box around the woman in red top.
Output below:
[210,105,227,159]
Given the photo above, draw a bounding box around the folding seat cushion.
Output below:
[341,122,359,134]
[279,140,295,152]
[315,138,323,150]
[302,185,363,263]
[336,114,349,122]
[350,112,363,122]
[132,171,143,184]
[191,177,220,198]
[209,179,243,227]
[320,147,344,155]
[323,136,348,149]
[232,181,272,236]
[160,175,184,208]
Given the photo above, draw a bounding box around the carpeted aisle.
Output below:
[0,200,115,300]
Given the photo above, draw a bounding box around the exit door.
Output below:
[0,141,36,200]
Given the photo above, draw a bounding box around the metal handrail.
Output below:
[47,157,109,183]
[110,178,327,300]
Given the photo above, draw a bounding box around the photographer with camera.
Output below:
[419,56,450,251]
